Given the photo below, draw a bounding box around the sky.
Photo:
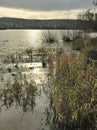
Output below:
[0,0,94,19]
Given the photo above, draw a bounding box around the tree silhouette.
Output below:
[93,0,97,6]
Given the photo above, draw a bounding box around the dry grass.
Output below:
[50,50,97,130]
[41,30,58,44]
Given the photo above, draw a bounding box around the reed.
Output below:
[41,30,58,44]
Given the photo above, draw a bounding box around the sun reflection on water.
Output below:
[32,68,39,74]
[25,30,42,47]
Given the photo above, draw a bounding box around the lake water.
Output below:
[0,30,42,54]
[0,64,51,130]
[0,29,57,130]
[0,29,97,55]
[0,29,97,130]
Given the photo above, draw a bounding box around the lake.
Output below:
[0,29,97,54]
[0,29,97,130]
[0,29,60,130]
[0,30,42,54]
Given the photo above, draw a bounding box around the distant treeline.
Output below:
[0,17,97,31]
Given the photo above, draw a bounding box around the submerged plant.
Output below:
[0,74,37,112]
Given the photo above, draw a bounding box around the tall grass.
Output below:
[72,37,97,51]
[41,30,58,44]
[61,30,89,43]
[49,51,97,130]
[61,30,72,43]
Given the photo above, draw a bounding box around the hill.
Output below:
[0,17,95,30]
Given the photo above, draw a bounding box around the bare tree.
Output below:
[77,9,95,31]
[92,0,97,6]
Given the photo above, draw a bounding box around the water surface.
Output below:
[0,29,97,130]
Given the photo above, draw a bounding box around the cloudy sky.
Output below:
[0,0,94,19]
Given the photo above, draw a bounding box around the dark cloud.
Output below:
[0,0,92,11]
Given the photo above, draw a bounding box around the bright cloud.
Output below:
[0,7,86,19]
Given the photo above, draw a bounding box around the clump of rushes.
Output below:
[61,30,83,43]
[50,51,97,130]
[41,30,58,44]
[73,30,83,40]
[61,30,89,44]
[61,30,72,43]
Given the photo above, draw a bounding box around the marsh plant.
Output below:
[49,51,97,130]
[26,48,33,62]
[61,30,72,43]
[41,30,58,44]
[72,37,97,51]
[0,76,37,112]
[72,30,84,40]
[61,30,89,44]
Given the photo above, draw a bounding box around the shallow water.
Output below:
[0,29,96,55]
[0,62,51,130]
[0,29,53,129]
[0,29,97,130]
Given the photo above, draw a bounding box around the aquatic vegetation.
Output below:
[1,31,97,130]
[41,30,58,44]
[73,30,89,40]
[61,30,72,43]
[26,48,33,62]
[0,74,37,112]
[61,30,88,44]
[49,51,97,130]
